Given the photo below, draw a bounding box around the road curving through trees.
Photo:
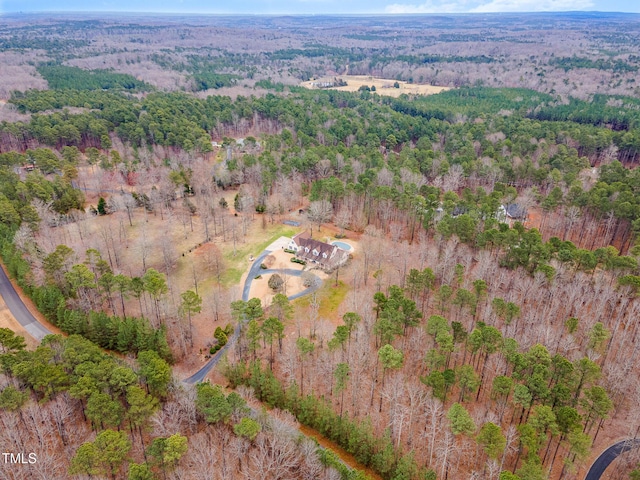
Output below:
[0,262,52,341]
[585,439,640,480]
[184,248,321,384]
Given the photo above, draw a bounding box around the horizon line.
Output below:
[0,10,640,18]
[1,10,638,16]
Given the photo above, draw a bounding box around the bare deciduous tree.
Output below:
[307,200,333,234]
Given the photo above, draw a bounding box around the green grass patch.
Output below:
[295,280,349,319]
[218,225,296,287]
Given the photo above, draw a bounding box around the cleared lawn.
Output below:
[294,279,349,321]
[218,225,296,287]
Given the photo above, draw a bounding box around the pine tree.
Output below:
[97,196,107,215]
[447,402,476,436]
[478,422,507,460]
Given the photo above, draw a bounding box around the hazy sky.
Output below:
[1,0,639,14]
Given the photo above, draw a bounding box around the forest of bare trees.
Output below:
[2,13,640,99]
[224,225,640,479]
[1,11,640,480]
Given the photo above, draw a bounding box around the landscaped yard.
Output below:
[294,279,349,321]
[217,225,296,287]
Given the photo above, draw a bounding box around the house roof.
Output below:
[293,231,311,242]
[452,206,468,217]
[298,237,339,257]
[294,235,348,269]
[504,203,526,219]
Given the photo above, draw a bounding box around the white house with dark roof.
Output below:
[288,231,349,271]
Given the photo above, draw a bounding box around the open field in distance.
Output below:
[301,75,451,97]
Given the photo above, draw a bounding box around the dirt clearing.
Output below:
[0,302,39,350]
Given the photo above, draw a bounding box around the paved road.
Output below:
[585,439,640,480]
[184,250,321,384]
[0,265,52,341]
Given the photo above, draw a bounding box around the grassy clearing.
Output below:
[300,75,450,98]
[218,224,295,287]
[295,279,349,320]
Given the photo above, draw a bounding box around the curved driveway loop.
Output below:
[184,249,321,384]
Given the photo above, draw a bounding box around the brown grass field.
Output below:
[301,75,451,97]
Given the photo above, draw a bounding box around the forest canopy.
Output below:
[2,13,640,480]
[37,64,152,92]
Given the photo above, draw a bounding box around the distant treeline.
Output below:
[386,87,553,119]
[0,36,89,52]
[269,46,367,62]
[37,64,152,92]
[372,54,495,66]
[151,54,244,91]
[529,95,640,131]
[549,56,637,73]
[192,72,241,91]
[10,89,132,114]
